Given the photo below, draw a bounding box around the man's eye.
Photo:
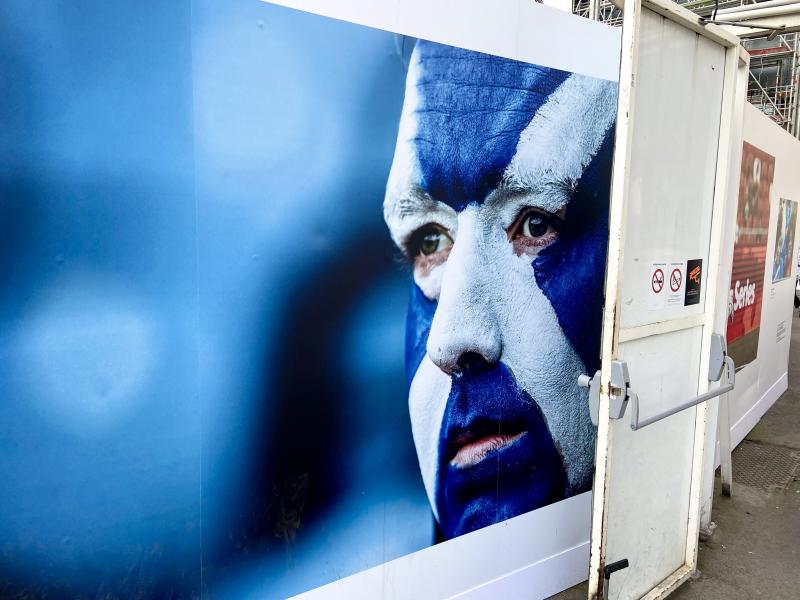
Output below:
[522,213,552,238]
[508,208,563,253]
[411,226,453,257]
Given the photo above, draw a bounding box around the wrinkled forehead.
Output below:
[408,42,569,211]
[384,40,617,237]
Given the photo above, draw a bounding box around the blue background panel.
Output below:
[0,1,429,598]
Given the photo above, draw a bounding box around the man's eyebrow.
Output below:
[489,177,577,207]
[395,185,438,217]
[487,185,534,204]
[501,176,577,196]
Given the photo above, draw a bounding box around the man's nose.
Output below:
[426,210,502,376]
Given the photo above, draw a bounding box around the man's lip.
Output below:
[449,432,526,469]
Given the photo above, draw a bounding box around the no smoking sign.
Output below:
[651,268,664,293]
[649,261,686,309]
[669,268,682,292]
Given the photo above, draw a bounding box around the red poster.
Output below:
[726,142,774,368]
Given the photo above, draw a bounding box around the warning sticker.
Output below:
[684,259,702,306]
[666,262,685,307]
[669,267,682,292]
[652,269,665,293]
[648,262,667,309]
[649,261,690,309]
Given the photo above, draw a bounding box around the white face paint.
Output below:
[408,355,450,520]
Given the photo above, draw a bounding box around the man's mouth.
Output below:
[448,425,526,469]
[433,363,572,539]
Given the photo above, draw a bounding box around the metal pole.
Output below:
[629,356,736,431]
[630,381,736,430]
[793,34,800,138]
[718,391,734,496]
[589,0,601,20]
[716,3,800,22]
[716,0,800,17]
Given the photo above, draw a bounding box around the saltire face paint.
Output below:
[384,40,617,540]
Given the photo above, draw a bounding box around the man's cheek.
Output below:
[532,230,606,374]
[404,284,437,387]
[495,260,595,495]
[408,357,451,521]
[413,263,445,301]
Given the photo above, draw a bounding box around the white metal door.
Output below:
[588,1,746,599]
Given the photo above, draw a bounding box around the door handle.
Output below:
[578,333,736,430]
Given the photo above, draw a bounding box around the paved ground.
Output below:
[554,315,800,599]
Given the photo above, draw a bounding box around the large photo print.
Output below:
[204,4,618,597]
[771,198,798,283]
[726,142,774,369]
[386,40,616,541]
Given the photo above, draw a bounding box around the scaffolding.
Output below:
[745,33,799,136]
[573,0,623,26]
[573,0,800,138]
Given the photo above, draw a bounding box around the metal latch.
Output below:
[578,362,631,427]
[578,333,736,430]
[602,558,629,599]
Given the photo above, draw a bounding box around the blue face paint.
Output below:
[412,41,570,212]
[434,362,567,539]
[532,130,614,374]
[404,283,437,388]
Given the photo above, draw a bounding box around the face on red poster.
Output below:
[726,141,774,368]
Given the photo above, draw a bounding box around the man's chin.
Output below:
[438,487,559,540]
[448,497,519,538]
[435,430,567,539]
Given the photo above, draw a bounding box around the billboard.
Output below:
[726,142,774,369]
[0,1,620,598]
[209,6,617,596]
[771,198,798,283]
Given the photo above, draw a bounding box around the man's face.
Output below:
[384,41,616,540]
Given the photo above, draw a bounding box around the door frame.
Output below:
[587,0,746,597]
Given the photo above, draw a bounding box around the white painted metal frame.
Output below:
[696,43,750,537]
[587,0,743,598]
[716,47,752,504]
